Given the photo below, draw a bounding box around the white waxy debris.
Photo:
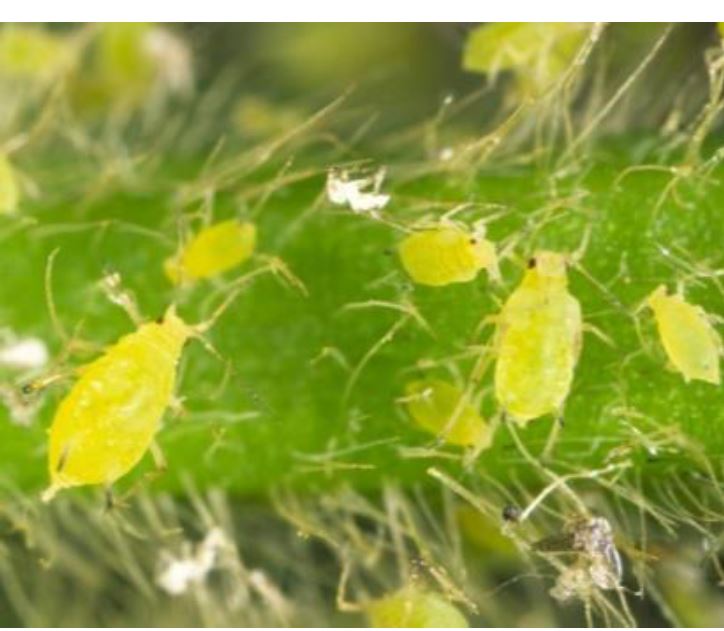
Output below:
[326,167,390,215]
[156,527,227,596]
[543,516,623,602]
[144,27,194,95]
[0,337,49,370]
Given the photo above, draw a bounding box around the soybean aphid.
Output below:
[164,218,257,285]
[41,257,287,501]
[494,251,582,425]
[402,378,491,448]
[365,585,469,628]
[398,226,498,287]
[644,285,721,385]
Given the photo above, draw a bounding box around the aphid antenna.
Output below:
[43,248,68,346]
[339,299,435,339]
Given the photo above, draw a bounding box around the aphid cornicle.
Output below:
[43,305,195,501]
[164,219,256,285]
[403,379,491,448]
[494,251,582,424]
[645,285,721,385]
[398,226,498,287]
[365,586,468,628]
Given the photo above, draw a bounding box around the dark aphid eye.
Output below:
[155,314,165,324]
[527,257,537,269]
[502,504,521,522]
[469,238,478,245]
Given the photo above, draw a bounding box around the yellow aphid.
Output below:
[645,285,721,385]
[398,226,497,287]
[0,153,19,214]
[463,23,589,95]
[0,25,72,82]
[164,219,256,285]
[494,251,582,423]
[366,586,468,628]
[404,379,490,447]
[43,306,194,501]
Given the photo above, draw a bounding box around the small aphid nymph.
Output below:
[365,585,469,628]
[494,250,582,424]
[43,305,196,501]
[164,219,257,285]
[403,378,491,448]
[398,226,498,287]
[645,284,721,385]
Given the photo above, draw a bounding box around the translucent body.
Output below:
[0,25,71,81]
[646,285,721,385]
[463,23,588,95]
[494,252,582,423]
[404,379,490,447]
[44,307,192,500]
[164,219,256,285]
[366,586,468,628]
[0,153,19,214]
[398,227,497,287]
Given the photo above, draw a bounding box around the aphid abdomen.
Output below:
[46,314,190,497]
[495,287,581,423]
[399,228,486,287]
[650,291,721,384]
[404,379,489,447]
[366,586,469,628]
[166,220,256,284]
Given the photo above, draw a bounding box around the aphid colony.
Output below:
[395,221,721,448]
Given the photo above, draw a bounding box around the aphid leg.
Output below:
[168,394,188,419]
[41,483,61,503]
[21,367,75,396]
[336,559,362,613]
[582,323,615,348]
[463,411,500,468]
[44,248,68,345]
[541,413,564,462]
[150,440,168,472]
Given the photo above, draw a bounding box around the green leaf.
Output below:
[0,141,721,498]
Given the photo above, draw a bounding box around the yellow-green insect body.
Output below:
[0,153,19,214]
[164,219,257,285]
[463,23,589,96]
[646,285,721,385]
[398,226,497,287]
[494,251,582,423]
[404,379,490,447]
[366,586,468,628]
[43,306,193,501]
[0,25,72,82]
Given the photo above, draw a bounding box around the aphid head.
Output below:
[645,284,669,309]
[526,251,567,282]
[156,304,194,345]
